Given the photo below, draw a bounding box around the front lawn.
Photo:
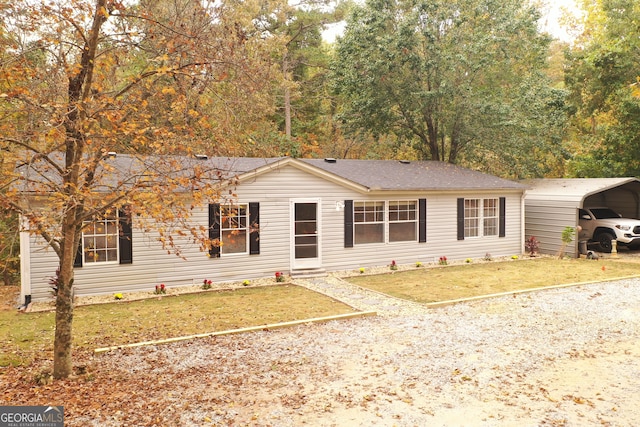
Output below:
[346,258,640,303]
[0,285,356,367]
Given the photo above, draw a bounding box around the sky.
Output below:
[322,0,581,43]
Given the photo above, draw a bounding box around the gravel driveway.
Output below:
[77,276,640,426]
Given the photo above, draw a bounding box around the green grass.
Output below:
[0,285,356,367]
[346,258,640,303]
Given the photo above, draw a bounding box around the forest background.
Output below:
[1,0,639,378]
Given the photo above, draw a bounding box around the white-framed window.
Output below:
[82,212,119,263]
[220,204,248,254]
[465,198,498,238]
[354,201,384,244]
[353,200,418,244]
[483,198,498,236]
[388,200,417,242]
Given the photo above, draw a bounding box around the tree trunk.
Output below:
[52,221,79,379]
[283,54,292,139]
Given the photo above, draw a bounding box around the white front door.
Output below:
[291,199,321,269]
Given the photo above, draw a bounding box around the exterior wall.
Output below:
[25,164,525,301]
[524,200,578,257]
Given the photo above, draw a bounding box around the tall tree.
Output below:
[247,0,345,158]
[0,0,282,379]
[330,0,567,176]
[564,0,640,177]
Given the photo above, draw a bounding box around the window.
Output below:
[209,202,260,257]
[76,207,132,266]
[483,198,498,236]
[463,198,499,238]
[345,199,426,247]
[464,199,479,238]
[349,200,420,244]
[354,201,384,244]
[220,204,248,254]
[388,200,417,242]
[83,213,119,263]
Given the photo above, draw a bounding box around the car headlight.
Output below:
[616,225,631,231]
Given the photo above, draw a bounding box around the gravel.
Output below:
[88,276,640,427]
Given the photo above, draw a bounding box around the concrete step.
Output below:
[290,268,327,279]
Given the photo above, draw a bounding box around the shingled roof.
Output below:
[300,158,526,191]
[15,154,525,193]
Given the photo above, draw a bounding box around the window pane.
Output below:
[465,218,479,237]
[94,236,107,249]
[295,221,316,235]
[106,221,118,235]
[295,238,318,259]
[389,222,416,242]
[355,223,384,244]
[295,203,316,221]
[221,230,247,254]
[106,249,118,262]
[484,217,498,236]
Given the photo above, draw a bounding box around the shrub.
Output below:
[525,236,540,255]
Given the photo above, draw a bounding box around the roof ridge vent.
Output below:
[105,152,117,159]
[195,154,208,160]
[324,158,337,163]
[399,160,411,164]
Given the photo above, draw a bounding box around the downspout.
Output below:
[521,192,526,255]
[19,214,32,307]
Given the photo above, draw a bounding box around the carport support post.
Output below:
[611,239,618,258]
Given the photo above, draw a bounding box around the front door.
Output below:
[291,199,321,269]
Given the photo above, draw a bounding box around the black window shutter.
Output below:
[119,206,133,264]
[344,200,354,248]
[209,203,221,257]
[249,202,260,255]
[73,239,83,267]
[499,197,506,237]
[457,198,465,241]
[418,198,427,243]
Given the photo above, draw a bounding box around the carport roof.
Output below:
[523,178,640,205]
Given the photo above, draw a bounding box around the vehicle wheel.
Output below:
[597,231,616,253]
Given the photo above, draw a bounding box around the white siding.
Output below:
[26,164,525,300]
[524,200,578,257]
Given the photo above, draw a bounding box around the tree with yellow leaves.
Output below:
[0,0,284,379]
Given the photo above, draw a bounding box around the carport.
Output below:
[523,178,640,257]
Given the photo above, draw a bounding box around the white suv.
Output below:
[578,207,640,252]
